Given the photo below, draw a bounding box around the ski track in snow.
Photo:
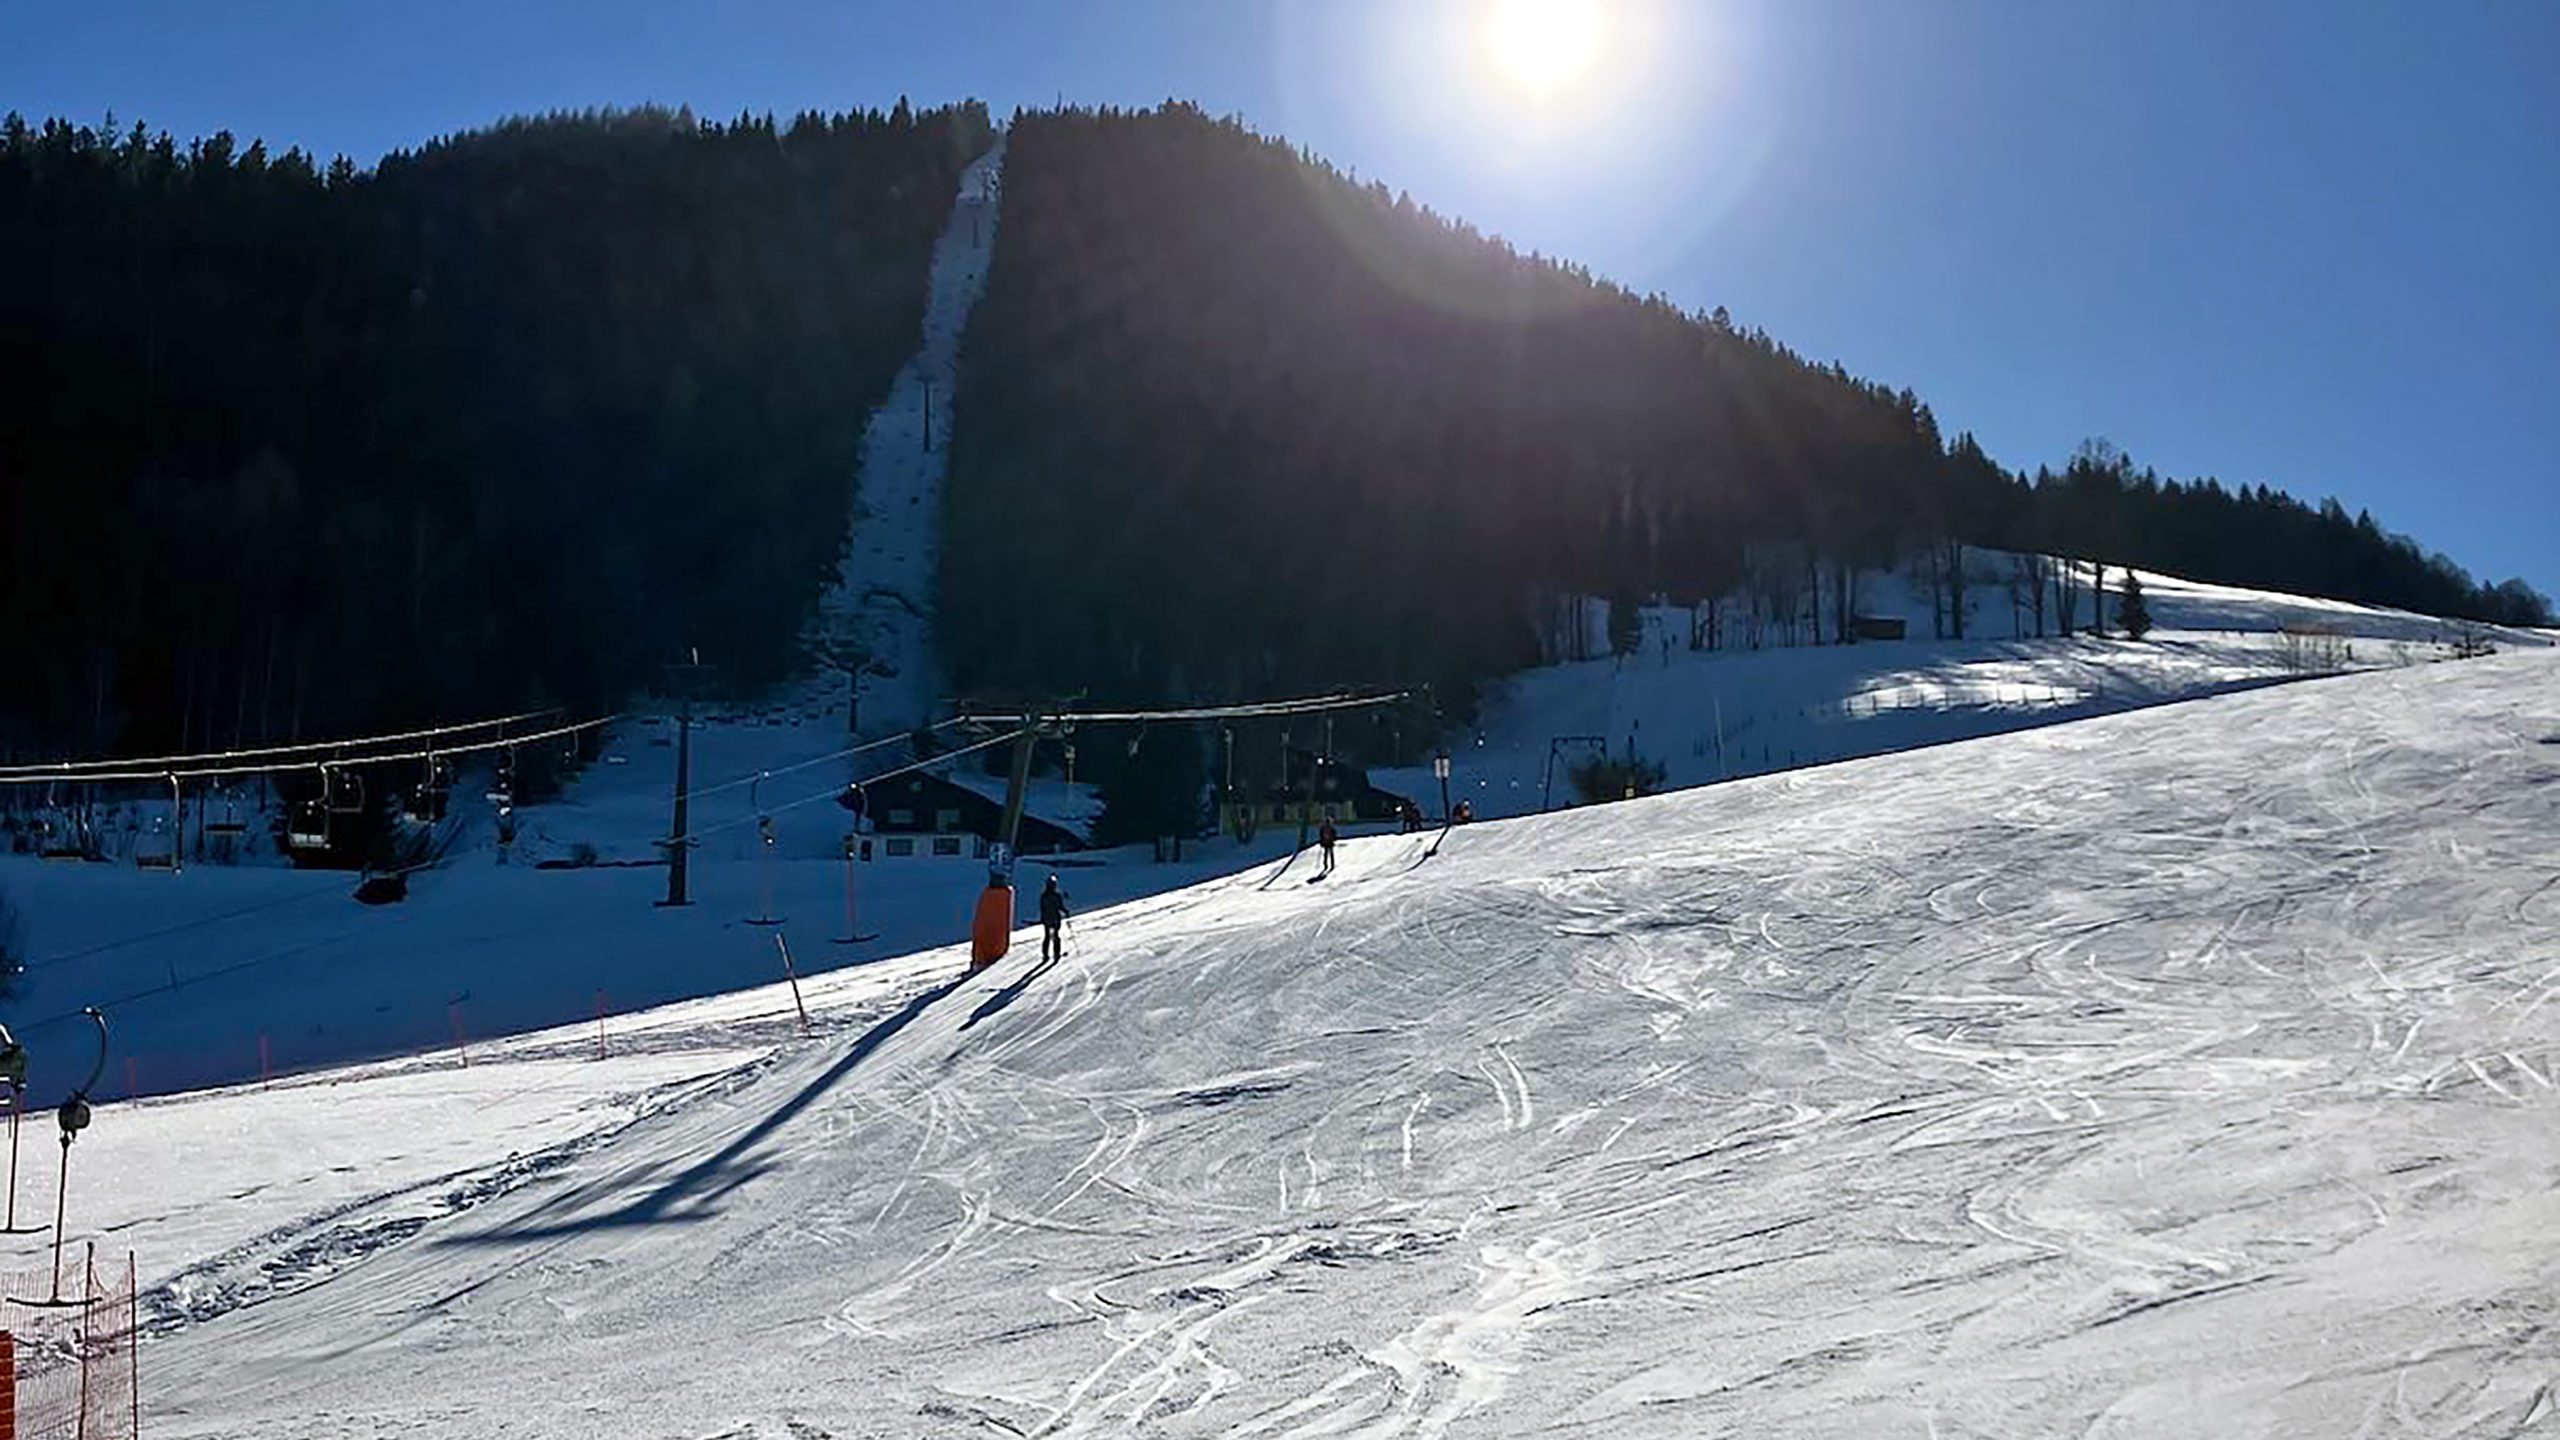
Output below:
[807,136,1005,738]
[123,653,2560,1437]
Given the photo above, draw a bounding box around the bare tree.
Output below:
[1945,538,1969,639]
[2011,551,2048,637]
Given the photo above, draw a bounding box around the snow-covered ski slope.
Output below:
[0,822,1292,1103]
[124,650,2560,1437]
[2,561,2544,1106]
[1379,561,2552,820]
[803,134,1006,738]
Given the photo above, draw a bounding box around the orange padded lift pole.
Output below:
[970,881,1014,970]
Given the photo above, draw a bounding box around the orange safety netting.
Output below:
[0,1246,137,1440]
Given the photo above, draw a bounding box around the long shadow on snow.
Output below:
[439,976,967,1241]
[959,952,1060,1031]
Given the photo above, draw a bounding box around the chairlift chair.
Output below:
[133,814,178,870]
[204,786,248,838]
[34,784,85,861]
[133,773,184,872]
[35,818,85,862]
[487,747,519,850]
[328,769,367,817]
[285,798,330,852]
[285,766,334,852]
[407,755,453,825]
[132,776,180,871]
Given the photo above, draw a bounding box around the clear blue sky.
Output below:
[9,0,2554,596]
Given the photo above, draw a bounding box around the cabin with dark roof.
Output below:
[863,770,1086,858]
[1218,750,1413,840]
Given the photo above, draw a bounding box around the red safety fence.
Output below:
[0,1246,137,1440]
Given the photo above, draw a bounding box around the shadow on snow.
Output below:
[438,975,967,1241]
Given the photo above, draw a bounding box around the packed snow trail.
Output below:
[142,654,2560,1437]
[807,134,1005,738]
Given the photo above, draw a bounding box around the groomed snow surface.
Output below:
[1373,562,2552,819]
[60,648,2560,1436]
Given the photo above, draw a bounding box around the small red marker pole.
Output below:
[774,933,812,1038]
[448,1000,470,1068]
[258,1034,272,1090]
[594,989,610,1061]
[124,1057,138,1101]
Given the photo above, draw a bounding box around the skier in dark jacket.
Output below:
[1038,875,1069,962]
[1317,816,1339,876]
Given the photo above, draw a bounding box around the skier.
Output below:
[1038,874,1069,963]
[1317,815,1339,876]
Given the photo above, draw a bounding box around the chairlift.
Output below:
[407,754,453,824]
[204,785,247,838]
[133,816,178,870]
[328,768,367,817]
[488,747,518,848]
[285,765,334,852]
[134,774,181,872]
[491,746,517,802]
[35,817,84,863]
[35,784,86,862]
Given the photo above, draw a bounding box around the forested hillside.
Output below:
[0,100,991,758]
[1,98,2541,762]
[942,105,2546,706]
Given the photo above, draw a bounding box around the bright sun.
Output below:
[1483,0,1609,98]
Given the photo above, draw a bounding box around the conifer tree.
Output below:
[2117,570,2154,640]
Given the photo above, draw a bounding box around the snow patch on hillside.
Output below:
[803,136,1007,738]
[1401,559,2550,819]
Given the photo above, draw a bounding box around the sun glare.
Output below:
[1483,0,1608,98]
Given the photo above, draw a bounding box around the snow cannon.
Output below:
[970,879,1014,971]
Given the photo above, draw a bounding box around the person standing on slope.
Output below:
[1317,815,1339,877]
[1038,874,1070,962]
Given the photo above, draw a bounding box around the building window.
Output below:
[885,837,915,857]
[934,808,961,833]
[931,835,963,857]
[886,808,914,827]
